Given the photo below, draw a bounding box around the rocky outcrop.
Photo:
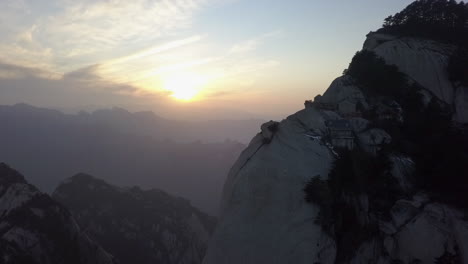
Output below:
[0,163,117,264]
[53,174,216,264]
[260,120,279,143]
[350,194,468,264]
[357,128,392,154]
[364,33,468,123]
[316,75,369,114]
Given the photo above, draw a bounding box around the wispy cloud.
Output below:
[0,62,59,80]
[92,30,282,98]
[0,0,209,73]
[105,36,204,67]
[0,0,281,106]
[43,0,208,59]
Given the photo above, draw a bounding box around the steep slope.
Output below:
[53,174,216,264]
[0,163,116,264]
[204,72,468,264]
[364,33,468,123]
[204,3,468,263]
[205,109,338,263]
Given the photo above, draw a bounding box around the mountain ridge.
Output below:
[53,173,216,264]
[0,163,118,264]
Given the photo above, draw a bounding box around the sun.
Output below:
[163,72,207,101]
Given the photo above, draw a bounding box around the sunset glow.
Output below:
[163,72,207,101]
[0,0,416,119]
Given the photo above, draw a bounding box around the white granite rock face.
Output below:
[364,33,455,103]
[319,75,369,113]
[204,106,468,263]
[364,33,468,123]
[204,107,337,264]
[383,199,468,264]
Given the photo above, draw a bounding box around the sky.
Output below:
[0,0,415,120]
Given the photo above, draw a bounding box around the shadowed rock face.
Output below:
[364,33,468,123]
[53,174,216,264]
[0,163,117,264]
[203,33,468,264]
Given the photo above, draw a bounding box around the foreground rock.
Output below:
[204,15,468,264]
[204,107,337,263]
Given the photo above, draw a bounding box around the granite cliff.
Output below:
[204,1,468,263]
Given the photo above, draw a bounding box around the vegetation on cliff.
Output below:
[379,0,468,44]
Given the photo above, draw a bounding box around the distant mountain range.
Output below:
[0,103,261,214]
[1,103,264,143]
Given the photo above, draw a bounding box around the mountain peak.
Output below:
[0,165,117,264]
[69,172,102,182]
[53,175,216,264]
[58,173,114,192]
[0,163,26,187]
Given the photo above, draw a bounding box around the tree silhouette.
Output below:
[448,47,468,86]
[345,50,408,98]
[380,0,468,44]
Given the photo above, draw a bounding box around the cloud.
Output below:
[42,0,206,59]
[0,62,59,80]
[0,0,282,112]
[105,36,203,66]
[0,60,266,120]
[0,61,169,110]
[0,0,209,73]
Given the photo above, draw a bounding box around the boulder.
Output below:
[319,76,368,114]
[260,121,280,143]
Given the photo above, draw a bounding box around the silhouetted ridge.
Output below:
[0,165,116,264]
[53,175,216,264]
[378,0,468,44]
[66,173,110,186]
[0,163,26,186]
